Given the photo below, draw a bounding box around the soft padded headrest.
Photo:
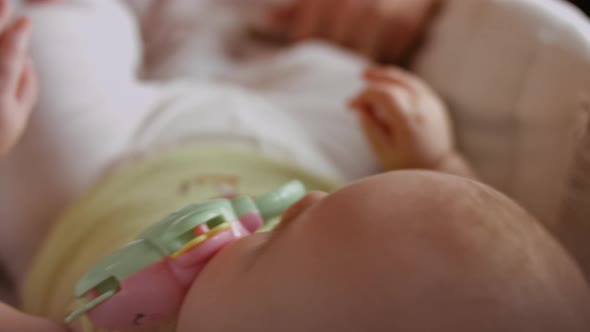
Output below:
[412,0,590,224]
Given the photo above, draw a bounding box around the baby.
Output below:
[1,0,589,331]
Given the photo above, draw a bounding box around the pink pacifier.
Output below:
[65,181,306,331]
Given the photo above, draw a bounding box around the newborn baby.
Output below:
[0,0,589,331]
[6,171,590,332]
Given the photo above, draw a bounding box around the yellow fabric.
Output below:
[22,145,339,331]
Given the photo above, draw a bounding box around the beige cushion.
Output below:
[413,0,590,226]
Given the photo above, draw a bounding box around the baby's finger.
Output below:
[349,89,369,111]
[359,84,412,113]
[349,85,389,112]
[356,108,403,170]
[0,0,14,35]
[364,66,427,95]
[358,83,417,131]
[0,17,31,95]
[357,108,388,150]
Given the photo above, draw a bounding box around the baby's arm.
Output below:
[350,66,476,178]
[274,0,439,62]
[0,2,38,156]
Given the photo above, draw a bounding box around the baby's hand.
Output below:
[351,66,454,171]
[0,1,37,156]
[279,0,438,61]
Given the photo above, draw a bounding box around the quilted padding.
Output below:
[413,0,590,227]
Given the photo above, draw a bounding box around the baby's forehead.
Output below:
[311,172,498,218]
[272,173,530,259]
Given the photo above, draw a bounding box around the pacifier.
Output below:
[65,180,306,331]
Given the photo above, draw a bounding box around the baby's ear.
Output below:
[0,302,68,332]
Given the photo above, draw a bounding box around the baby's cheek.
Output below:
[176,272,237,332]
[177,234,272,332]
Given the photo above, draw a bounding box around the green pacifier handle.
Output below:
[254,180,306,221]
[65,180,307,326]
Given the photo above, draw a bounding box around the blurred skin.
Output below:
[0,2,61,331]
[275,0,440,62]
[178,171,590,332]
[0,1,38,156]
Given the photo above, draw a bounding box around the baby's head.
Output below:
[178,171,590,331]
